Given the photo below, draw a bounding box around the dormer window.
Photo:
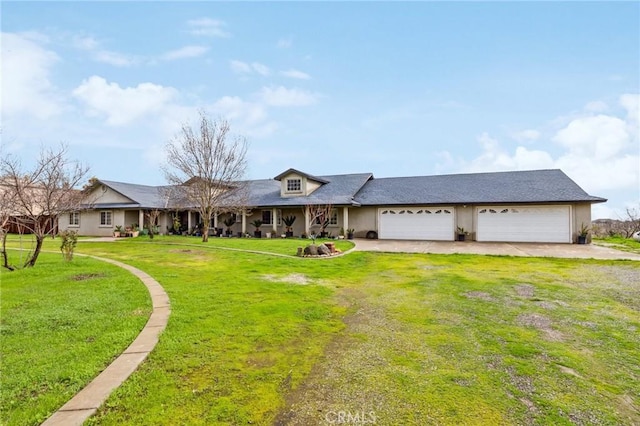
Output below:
[286,178,302,193]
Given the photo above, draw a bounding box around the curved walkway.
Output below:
[42,256,170,426]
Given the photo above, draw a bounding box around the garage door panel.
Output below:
[379,207,454,241]
[477,206,570,243]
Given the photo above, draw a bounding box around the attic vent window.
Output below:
[286,178,301,192]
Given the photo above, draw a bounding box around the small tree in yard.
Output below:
[0,144,89,268]
[59,230,78,261]
[163,112,248,242]
[145,209,161,239]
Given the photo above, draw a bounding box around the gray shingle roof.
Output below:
[353,169,606,205]
[244,173,373,207]
[98,180,173,208]
[94,169,605,210]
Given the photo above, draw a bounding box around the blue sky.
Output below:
[2,1,639,219]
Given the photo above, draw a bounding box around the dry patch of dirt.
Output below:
[273,287,413,425]
[557,364,583,378]
[71,273,105,281]
[262,273,314,285]
[517,313,564,341]
[535,301,557,310]
[519,397,539,413]
[464,291,496,302]
[514,284,535,298]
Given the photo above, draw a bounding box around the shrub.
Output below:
[59,230,78,262]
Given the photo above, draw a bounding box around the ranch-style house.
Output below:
[59,168,606,244]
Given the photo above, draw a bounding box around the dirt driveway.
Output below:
[353,239,640,261]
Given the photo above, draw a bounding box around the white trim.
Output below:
[99,210,112,227]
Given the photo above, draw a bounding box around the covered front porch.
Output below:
[178,206,354,238]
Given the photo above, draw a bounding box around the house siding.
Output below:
[573,203,592,243]
[348,207,378,238]
[87,185,132,204]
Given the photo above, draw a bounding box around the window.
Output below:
[69,212,80,227]
[262,210,272,225]
[316,209,338,225]
[329,210,338,225]
[286,178,302,192]
[100,211,112,226]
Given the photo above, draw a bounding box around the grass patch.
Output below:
[0,251,151,425]
[3,236,639,425]
[594,236,640,254]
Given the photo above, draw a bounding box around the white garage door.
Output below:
[379,207,454,240]
[477,206,571,243]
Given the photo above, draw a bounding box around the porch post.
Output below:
[304,206,310,235]
[272,208,278,234]
[138,210,144,230]
[187,211,192,231]
[342,207,349,232]
[213,211,218,229]
[241,210,247,235]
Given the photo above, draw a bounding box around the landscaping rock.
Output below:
[304,244,319,256]
[317,244,331,256]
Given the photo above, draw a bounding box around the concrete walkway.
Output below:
[353,239,640,261]
[42,256,170,426]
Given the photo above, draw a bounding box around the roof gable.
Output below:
[273,168,329,184]
[94,180,173,208]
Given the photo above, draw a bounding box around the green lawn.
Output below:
[0,251,151,426]
[2,236,639,425]
[594,236,640,254]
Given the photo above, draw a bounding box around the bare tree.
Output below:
[620,206,640,238]
[163,112,248,242]
[0,144,89,267]
[306,204,334,236]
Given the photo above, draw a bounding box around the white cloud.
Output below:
[259,86,318,107]
[555,151,638,193]
[552,114,629,161]
[68,33,139,66]
[251,62,270,76]
[73,35,99,50]
[93,50,138,67]
[72,76,178,126]
[212,96,267,125]
[584,100,608,113]
[160,45,209,61]
[230,60,252,73]
[1,32,62,119]
[621,93,640,143]
[210,96,277,137]
[229,60,270,76]
[511,129,540,143]
[277,37,293,48]
[444,96,639,205]
[187,18,230,38]
[466,132,554,172]
[281,69,311,80]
